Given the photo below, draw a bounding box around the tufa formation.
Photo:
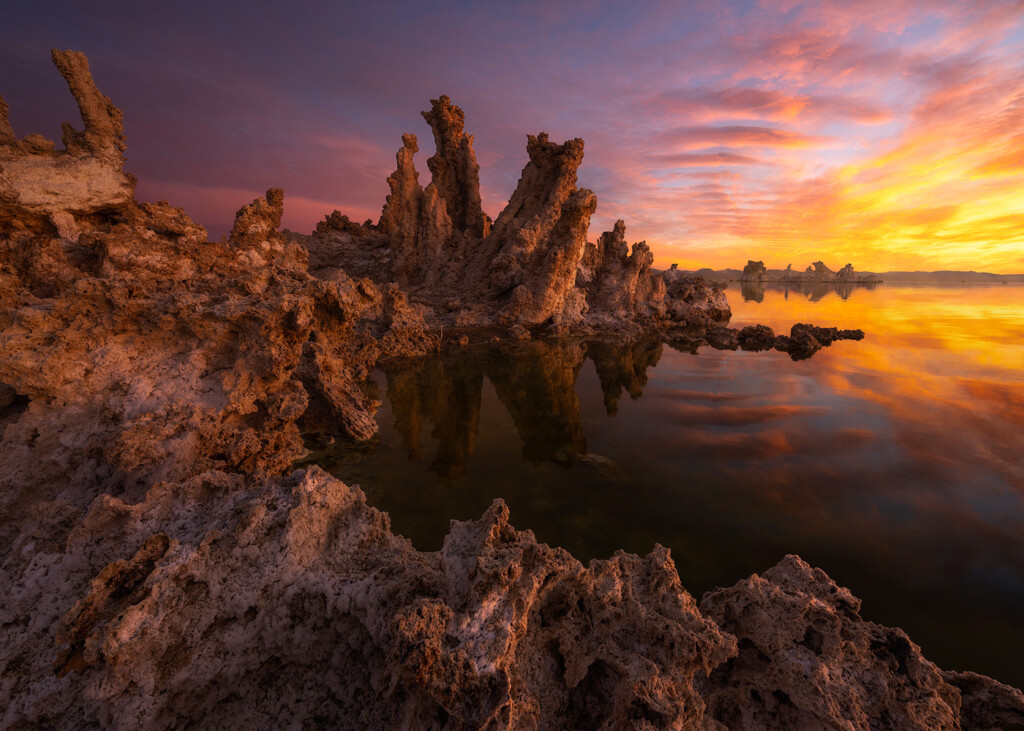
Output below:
[2,50,1015,729]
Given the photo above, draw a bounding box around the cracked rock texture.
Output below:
[2,49,1019,730]
[699,556,1023,730]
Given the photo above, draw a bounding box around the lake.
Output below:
[305,282,1024,688]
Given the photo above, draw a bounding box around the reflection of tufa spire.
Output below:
[386,356,483,481]
[380,338,670,476]
[588,337,663,416]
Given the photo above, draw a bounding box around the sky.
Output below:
[1,0,1022,272]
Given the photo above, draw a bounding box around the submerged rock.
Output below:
[774,323,866,360]
[737,324,776,351]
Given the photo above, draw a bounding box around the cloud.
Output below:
[656,152,766,166]
[660,124,832,149]
[650,86,891,124]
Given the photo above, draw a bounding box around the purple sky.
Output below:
[2,1,1022,271]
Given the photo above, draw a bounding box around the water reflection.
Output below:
[739,279,880,302]
[307,284,1024,689]
[380,338,667,476]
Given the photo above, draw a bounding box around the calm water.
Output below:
[307,283,1024,688]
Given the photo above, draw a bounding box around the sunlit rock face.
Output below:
[0,53,434,512]
[0,50,134,234]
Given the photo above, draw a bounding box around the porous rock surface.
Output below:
[0,50,134,233]
[2,49,1020,730]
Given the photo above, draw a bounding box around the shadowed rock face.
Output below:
[700,555,1024,729]
[4,49,1011,731]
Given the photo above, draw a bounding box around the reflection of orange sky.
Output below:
[730,284,1024,372]
[727,284,1024,487]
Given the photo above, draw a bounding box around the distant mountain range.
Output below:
[683,268,1024,284]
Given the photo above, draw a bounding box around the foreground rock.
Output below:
[700,556,1024,729]
[2,467,1021,729]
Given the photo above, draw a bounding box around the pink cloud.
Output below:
[655,152,766,166]
[660,124,831,149]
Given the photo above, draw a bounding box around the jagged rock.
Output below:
[699,555,996,729]
[2,467,1015,729]
[774,323,865,360]
[316,210,373,236]
[0,50,134,233]
[0,55,434,506]
[740,260,767,282]
[228,187,284,248]
[300,96,729,331]
[421,95,490,239]
[1,466,736,729]
[705,326,739,350]
[475,134,593,325]
[379,133,423,247]
[662,268,731,325]
[378,132,453,284]
[578,220,667,327]
[942,670,1024,729]
[736,324,775,351]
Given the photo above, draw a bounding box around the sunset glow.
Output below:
[1,1,1021,271]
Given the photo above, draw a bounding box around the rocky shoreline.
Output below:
[1,50,1022,729]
